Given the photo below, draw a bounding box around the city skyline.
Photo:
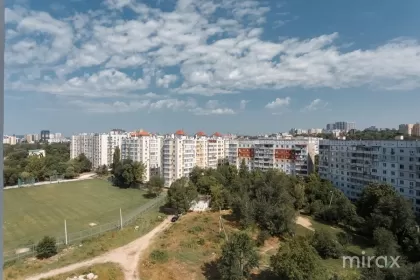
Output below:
[5,0,420,135]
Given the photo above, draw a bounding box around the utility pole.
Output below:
[120,208,123,230]
[329,191,334,207]
[64,220,68,245]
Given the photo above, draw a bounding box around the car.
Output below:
[171,215,179,222]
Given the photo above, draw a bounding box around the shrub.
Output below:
[150,249,169,264]
[310,230,343,259]
[336,232,352,246]
[256,230,271,247]
[35,236,57,259]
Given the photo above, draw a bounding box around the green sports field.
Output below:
[3,179,150,251]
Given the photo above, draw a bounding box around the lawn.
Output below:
[4,179,150,251]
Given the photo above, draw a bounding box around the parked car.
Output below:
[171,215,179,222]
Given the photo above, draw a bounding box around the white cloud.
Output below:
[156,74,177,88]
[191,100,236,115]
[5,0,420,108]
[239,99,249,110]
[301,98,328,112]
[265,97,291,109]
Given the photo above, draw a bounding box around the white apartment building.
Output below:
[107,130,128,165]
[120,131,163,182]
[162,130,197,187]
[318,140,420,212]
[3,135,17,145]
[71,133,108,168]
[227,138,317,175]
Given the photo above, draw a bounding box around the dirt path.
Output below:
[25,217,172,280]
[296,216,315,231]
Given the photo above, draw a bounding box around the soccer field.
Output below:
[4,179,150,250]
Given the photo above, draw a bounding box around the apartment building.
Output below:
[121,130,151,181]
[3,135,17,145]
[412,123,420,137]
[195,132,208,168]
[162,130,197,187]
[326,122,356,132]
[227,138,317,175]
[318,140,420,212]
[71,133,108,168]
[107,130,128,165]
[399,124,414,136]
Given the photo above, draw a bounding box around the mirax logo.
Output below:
[342,251,401,269]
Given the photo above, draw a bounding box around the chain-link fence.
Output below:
[3,194,167,262]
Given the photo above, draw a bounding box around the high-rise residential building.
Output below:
[162,130,197,187]
[121,130,152,181]
[3,135,17,145]
[318,140,420,212]
[227,138,317,175]
[71,133,108,169]
[412,123,420,137]
[399,124,414,135]
[40,130,50,142]
[107,130,128,166]
[308,128,323,135]
[326,122,356,132]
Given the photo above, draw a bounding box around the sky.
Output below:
[4,0,420,136]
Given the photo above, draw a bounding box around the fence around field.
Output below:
[3,194,167,262]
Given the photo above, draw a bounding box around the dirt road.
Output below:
[25,217,172,280]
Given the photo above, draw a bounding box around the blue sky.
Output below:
[5,0,420,136]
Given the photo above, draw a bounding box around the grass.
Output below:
[4,179,150,250]
[3,204,167,280]
[37,263,124,280]
[139,212,374,280]
[139,211,238,280]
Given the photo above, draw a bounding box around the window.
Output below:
[400,149,404,153]
[400,164,405,169]
[410,173,414,179]
[400,172,404,177]
[410,157,414,162]
[400,180,404,185]
[400,156,404,161]
[383,170,387,174]
[391,163,395,168]
[400,188,404,193]
[391,171,395,176]
[383,163,387,167]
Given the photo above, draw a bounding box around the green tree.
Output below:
[76,153,92,172]
[372,228,400,257]
[35,236,58,259]
[217,232,259,280]
[196,174,218,195]
[270,236,328,280]
[112,146,121,174]
[64,166,77,179]
[357,183,397,219]
[167,178,198,213]
[310,229,343,259]
[113,159,146,188]
[25,155,46,180]
[147,176,165,197]
[239,159,249,179]
[95,164,109,176]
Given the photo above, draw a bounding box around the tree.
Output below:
[76,153,92,172]
[147,176,164,197]
[36,236,57,259]
[95,164,108,176]
[270,236,328,280]
[310,229,343,259]
[167,178,198,213]
[64,166,77,179]
[112,146,121,174]
[239,159,249,179]
[372,228,400,257]
[196,174,219,195]
[25,155,46,180]
[217,232,259,280]
[357,183,397,219]
[113,159,146,188]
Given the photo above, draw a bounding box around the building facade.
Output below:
[40,130,50,142]
[318,140,420,212]
[227,138,317,175]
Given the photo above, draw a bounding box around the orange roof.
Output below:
[131,130,150,137]
[175,129,185,135]
[213,132,222,137]
[196,131,206,136]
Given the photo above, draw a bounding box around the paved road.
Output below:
[25,217,173,280]
[4,172,96,190]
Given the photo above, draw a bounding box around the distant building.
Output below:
[399,124,414,136]
[3,135,17,145]
[40,130,50,142]
[326,122,356,133]
[412,123,420,137]
[28,149,46,157]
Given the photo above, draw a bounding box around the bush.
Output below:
[150,249,169,263]
[35,236,57,259]
[310,230,343,259]
[256,230,271,247]
[336,232,352,246]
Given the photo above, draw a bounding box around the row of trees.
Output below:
[3,143,92,186]
[166,160,420,280]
